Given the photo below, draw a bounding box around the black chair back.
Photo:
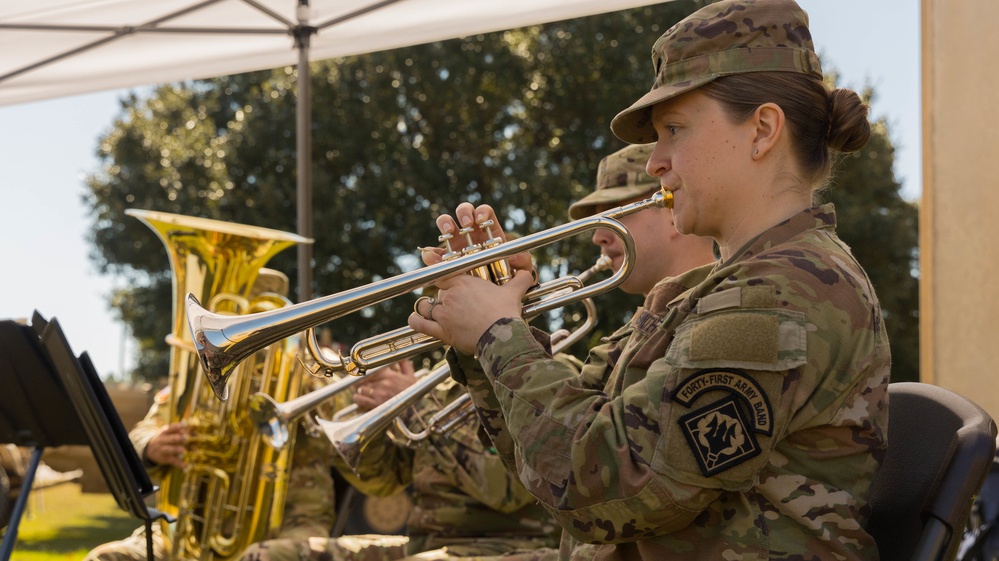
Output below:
[868,382,997,561]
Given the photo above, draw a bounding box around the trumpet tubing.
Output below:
[317,294,601,469]
[317,363,453,470]
[391,392,474,444]
[394,296,600,445]
[248,370,364,449]
[190,188,672,402]
[256,255,611,453]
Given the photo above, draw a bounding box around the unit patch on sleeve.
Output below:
[674,368,774,477]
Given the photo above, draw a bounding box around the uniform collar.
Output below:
[719,203,837,268]
[643,262,716,313]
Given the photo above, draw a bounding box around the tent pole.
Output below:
[295,0,315,302]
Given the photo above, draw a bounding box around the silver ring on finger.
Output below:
[414,296,433,320]
[422,296,438,320]
[427,298,441,321]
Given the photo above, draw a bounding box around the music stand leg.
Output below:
[0,446,43,561]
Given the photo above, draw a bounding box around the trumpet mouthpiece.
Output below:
[662,187,674,209]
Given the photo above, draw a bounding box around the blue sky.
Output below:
[0,0,920,381]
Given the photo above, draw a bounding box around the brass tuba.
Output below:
[127,209,311,560]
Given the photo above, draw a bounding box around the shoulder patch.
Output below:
[678,394,762,477]
[695,287,742,314]
[690,312,778,364]
[674,369,773,435]
[694,286,776,313]
[673,368,774,477]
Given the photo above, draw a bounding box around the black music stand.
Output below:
[0,312,169,561]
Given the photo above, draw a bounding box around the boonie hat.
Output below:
[611,0,823,144]
[568,143,658,220]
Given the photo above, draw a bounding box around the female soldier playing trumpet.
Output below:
[233,140,716,561]
[409,1,890,559]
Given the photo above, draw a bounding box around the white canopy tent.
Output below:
[0,0,665,298]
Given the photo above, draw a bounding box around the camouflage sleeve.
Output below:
[277,420,337,539]
[445,343,530,473]
[419,384,539,514]
[447,334,596,478]
[574,323,631,391]
[472,318,722,543]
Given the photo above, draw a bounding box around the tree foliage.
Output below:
[84,0,919,383]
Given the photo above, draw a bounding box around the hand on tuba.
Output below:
[144,421,189,469]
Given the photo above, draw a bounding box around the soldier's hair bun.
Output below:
[827,89,871,154]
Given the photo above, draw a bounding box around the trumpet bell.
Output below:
[248,393,290,449]
[188,294,234,401]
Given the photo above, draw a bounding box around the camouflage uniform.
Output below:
[84,373,340,561]
[449,205,890,560]
[239,376,561,561]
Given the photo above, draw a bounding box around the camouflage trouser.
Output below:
[238,534,559,561]
[83,523,168,561]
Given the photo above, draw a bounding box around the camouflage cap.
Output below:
[568,143,658,220]
[611,0,823,144]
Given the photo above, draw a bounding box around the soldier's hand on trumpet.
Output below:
[353,359,419,411]
[417,202,534,272]
[409,203,535,355]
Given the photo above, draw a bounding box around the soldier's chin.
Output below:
[618,278,643,296]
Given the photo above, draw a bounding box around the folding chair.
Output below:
[867,382,997,561]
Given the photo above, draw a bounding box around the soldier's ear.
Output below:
[750,102,785,160]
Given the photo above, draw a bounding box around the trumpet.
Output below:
[390,296,600,445]
[248,352,364,449]
[249,256,611,451]
[189,187,672,401]
[318,295,601,471]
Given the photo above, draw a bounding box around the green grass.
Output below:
[4,483,139,561]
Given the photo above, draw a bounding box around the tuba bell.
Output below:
[127,209,311,561]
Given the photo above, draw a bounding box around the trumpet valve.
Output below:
[477,219,503,249]
[488,260,513,284]
[438,232,460,261]
[459,225,480,256]
[456,225,497,280]
[477,218,512,283]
